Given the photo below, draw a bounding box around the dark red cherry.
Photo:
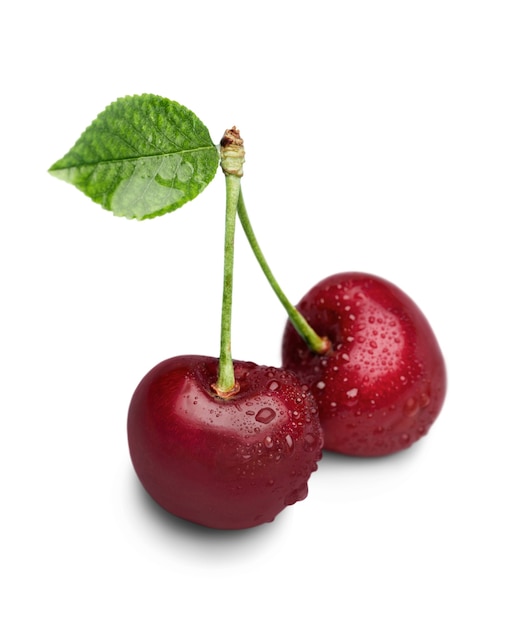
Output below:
[282,272,446,457]
[128,355,323,529]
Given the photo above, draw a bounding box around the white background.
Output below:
[2,1,518,624]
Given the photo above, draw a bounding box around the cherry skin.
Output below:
[281,272,447,457]
[127,355,323,530]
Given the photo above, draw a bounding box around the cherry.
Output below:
[281,272,447,456]
[128,355,322,529]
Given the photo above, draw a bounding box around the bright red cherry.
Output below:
[128,355,323,530]
[281,272,446,457]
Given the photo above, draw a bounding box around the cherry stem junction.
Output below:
[237,191,331,355]
[212,127,245,398]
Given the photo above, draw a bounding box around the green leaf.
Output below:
[49,94,220,219]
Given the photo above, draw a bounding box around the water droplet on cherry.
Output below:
[419,392,431,408]
[284,483,308,506]
[255,407,276,424]
[303,433,317,451]
[404,397,419,417]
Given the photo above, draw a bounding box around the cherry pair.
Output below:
[49,98,446,531]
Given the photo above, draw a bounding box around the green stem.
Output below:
[212,128,245,398]
[237,190,331,355]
